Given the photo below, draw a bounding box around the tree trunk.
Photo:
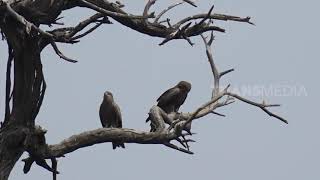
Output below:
[0,127,26,180]
[0,20,44,180]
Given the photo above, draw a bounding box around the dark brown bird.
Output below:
[157,81,191,114]
[99,91,125,149]
[147,81,191,123]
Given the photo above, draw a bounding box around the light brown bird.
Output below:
[99,91,125,149]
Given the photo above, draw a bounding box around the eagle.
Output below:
[146,81,192,127]
[157,81,191,114]
[99,91,125,149]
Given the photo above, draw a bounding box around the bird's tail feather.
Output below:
[145,116,150,122]
[112,142,125,149]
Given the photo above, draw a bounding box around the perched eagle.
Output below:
[146,81,192,125]
[157,81,192,114]
[99,91,125,149]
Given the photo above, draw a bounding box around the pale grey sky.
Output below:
[1,0,319,179]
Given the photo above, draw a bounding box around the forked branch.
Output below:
[176,32,287,133]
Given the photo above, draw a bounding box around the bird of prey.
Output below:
[157,81,191,114]
[99,91,125,149]
[147,81,192,123]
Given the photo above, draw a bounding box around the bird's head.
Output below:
[177,81,191,92]
[103,91,114,101]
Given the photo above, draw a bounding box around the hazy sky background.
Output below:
[0,0,319,179]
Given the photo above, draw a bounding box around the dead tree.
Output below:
[0,0,287,180]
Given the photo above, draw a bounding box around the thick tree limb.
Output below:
[17,106,193,169]
[44,128,176,158]
[43,106,194,158]
[4,2,53,37]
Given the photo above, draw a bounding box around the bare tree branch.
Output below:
[154,2,184,23]
[64,13,106,38]
[48,13,111,44]
[4,2,53,37]
[176,13,254,28]
[220,68,235,77]
[3,1,78,63]
[79,0,153,19]
[68,0,252,43]
[70,22,103,41]
[182,0,197,7]
[201,33,220,96]
[225,92,288,124]
[45,128,176,158]
[171,32,287,133]
[50,41,77,63]
[143,0,157,22]
[164,142,193,154]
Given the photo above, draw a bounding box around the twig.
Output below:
[79,0,154,19]
[50,41,77,63]
[51,158,58,180]
[159,22,192,45]
[143,0,157,24]
[71,22,103,41]
[154,2,184,23]
[186,5,214,30]
[211,111,226,117]
[183,85,230,126]
[67,13,105,37]
[164,142,194,154]
[49,13,111,44]
[201,32,220,97]
[226,92,287,124]
[182,0,197,7]
[176,13,253,28]
[220,68,234,77]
